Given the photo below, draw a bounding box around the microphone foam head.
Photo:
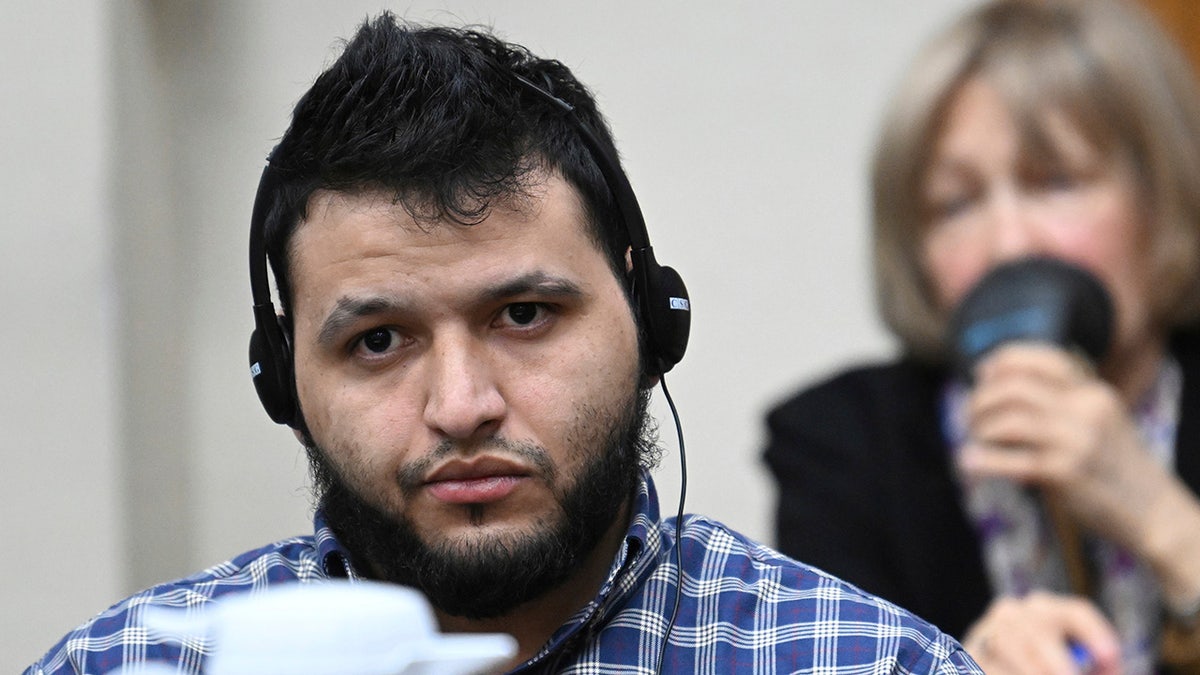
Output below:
[946,256,1114,378]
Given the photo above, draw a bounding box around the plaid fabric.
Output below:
[27,472,981,674]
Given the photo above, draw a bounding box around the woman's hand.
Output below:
[957,342,1200,607]
[963,592,1122,675]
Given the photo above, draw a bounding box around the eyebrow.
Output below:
[313,271,585,349]
[315,296,414,349]
[478,271,584,305]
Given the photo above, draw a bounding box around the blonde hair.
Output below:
[873,0,1200,361]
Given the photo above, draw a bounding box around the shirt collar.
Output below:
[576,468,662,618]
[312,509,357,579]
[609,468,663,606]
[514,469,664,670]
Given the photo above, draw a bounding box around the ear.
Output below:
[624,246,634,274]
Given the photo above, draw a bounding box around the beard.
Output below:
[305,385,660,620]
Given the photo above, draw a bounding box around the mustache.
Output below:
[395,437,558,493]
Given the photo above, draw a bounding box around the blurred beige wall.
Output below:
[3,2,121,669]
[4,1,977,669]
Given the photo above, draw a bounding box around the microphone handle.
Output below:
[1041,491,1092,597]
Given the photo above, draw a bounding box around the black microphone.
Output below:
[946,256,1114,379]
[947,256,1116,610]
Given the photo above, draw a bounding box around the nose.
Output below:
[985,190,1046,263]
[422,332,506,441]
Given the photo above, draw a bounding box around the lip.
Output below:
[425,456,531,483]
[423,456,531,505]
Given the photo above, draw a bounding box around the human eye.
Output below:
[1035,168,1079,192]
[349,327,409,361]
[929,194,972,221]
[922,162,977,222]
[493,302,554,331]
[1022,153,1090,194]
[923,186,978,226]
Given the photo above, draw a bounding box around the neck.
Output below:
[435,498,632,669]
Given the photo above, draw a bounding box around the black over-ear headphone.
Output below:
[247,154,301,427]
[511,73,691,376]
[248,77,691,428]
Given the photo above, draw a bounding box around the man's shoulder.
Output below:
[126,534,328,605]
[679,514,932,621]
[26,535,325,675]
[677,512,900,598]
[667,516,982,673]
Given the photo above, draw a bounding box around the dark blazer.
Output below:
[763,329,1200,640]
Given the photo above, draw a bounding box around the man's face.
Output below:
[287,174,646,616]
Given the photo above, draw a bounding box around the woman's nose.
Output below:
[984,192,1046,263]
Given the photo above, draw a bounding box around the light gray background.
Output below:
[5,1,978,669]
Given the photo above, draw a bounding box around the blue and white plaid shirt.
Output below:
[28,471,981,674]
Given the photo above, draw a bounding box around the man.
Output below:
[28,14,981,673]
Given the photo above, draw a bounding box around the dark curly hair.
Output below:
[262,13,629,315]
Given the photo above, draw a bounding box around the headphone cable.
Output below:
[653,373,686,674]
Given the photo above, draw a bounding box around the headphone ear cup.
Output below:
[640,262,691,374]
[248,317,298,427]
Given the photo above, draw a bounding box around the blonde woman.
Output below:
[765,1,1200,672]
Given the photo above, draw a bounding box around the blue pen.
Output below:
[1068,641,1093,673]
